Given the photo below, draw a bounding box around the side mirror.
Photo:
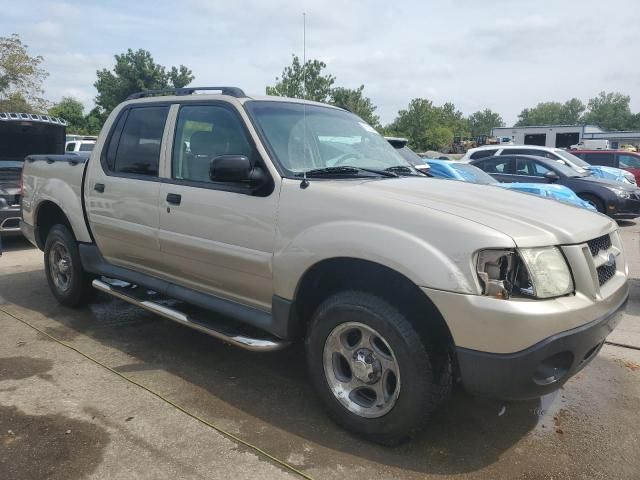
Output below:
[544,171,560,181]
[209,155,265,186]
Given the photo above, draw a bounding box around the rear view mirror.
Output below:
[544,171,559,181]
[209,155,265,186]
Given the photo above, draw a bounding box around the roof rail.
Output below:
[126,86,247,100]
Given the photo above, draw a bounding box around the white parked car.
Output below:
[461,144,636,185]
[65,137,96,153]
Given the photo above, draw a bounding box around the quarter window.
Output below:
[172,105,253,183]
[108,106,169,176]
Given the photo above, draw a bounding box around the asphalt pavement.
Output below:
[1,221,639,479]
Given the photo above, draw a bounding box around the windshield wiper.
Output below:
[295,166,398,178]
[384,166,421,176]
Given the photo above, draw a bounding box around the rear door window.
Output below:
[469,149,498,160]
[107,106,169,177]
[584,152,615,167]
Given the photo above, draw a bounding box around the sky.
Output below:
[2,0,640,125]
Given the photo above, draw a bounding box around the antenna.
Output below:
[300,11,310,189]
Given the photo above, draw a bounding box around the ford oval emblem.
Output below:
[605,253,616,267]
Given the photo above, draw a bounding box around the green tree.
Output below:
[0,34,48,112]
[425,126,454,151]
[583,91,632,130]
[516,98,586,126]
[468,108,505,136]
[330,85,380,128]
[266,55,335,103]
[387,98,468,151]
[94,49,194,114]
[49,97,87,133]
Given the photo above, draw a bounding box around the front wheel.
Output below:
[578,194,606,213]
[305,291,451,444]
[44,225,96,307]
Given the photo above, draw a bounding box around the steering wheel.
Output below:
[332,153,363,166]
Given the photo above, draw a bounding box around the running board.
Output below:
[92,279,290,352]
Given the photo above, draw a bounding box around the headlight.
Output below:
[518,247,574,298]
[609,188,631,198]
[476,247,573,299]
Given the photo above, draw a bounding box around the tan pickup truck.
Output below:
[19,87,628,443]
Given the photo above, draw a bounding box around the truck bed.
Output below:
[21,153,93,244]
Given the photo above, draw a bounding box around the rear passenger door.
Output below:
[513,157,554,183]
[85,105,169,275]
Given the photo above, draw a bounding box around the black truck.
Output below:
[0,112,67,237]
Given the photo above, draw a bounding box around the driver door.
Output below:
[157,103,279,311]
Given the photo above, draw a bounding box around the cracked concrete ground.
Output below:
[0,219,639,479]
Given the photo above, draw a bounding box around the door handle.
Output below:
[166,193,182,205]
[94,183,105,193]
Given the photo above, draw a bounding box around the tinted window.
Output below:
[584,152,615,167]
[172,105,253,183]
[66,142,75,152]
[618,154,640,169]
[79,143,94,152]
[469,149,498,160]
[517,158,551,177]
[111,106,169,176]
[474,157,514,174]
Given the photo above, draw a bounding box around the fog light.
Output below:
[533,351,574,386]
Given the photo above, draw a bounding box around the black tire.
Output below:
[44,225,96,307]
[305,291,451,445]
[578,194,606,214]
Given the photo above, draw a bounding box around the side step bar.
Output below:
[92,279,290,352]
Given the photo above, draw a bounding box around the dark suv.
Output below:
[570,150,640,185]
[471,154,640,216]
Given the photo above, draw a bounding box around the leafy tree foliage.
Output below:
[386,98,469,151]
[266,55,335,103]
[330,85,380,128]
[582,91,632,131]
[516,98,586,126]
[94,49,194,114]
[0,34,48,112]
[468,108,505,136]
[48,97,85,132]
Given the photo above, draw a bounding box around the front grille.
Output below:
[587,234,611,257]
[597,261,616,286]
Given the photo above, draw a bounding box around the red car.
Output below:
[570,150,640,184]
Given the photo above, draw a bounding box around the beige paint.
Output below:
[21,93,629,354]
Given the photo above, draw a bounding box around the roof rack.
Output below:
[126,86,247,100]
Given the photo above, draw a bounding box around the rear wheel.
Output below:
[305,291,451,444]
[44,225,96,307]
[578,194,606,213]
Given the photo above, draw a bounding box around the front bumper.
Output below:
[0,205,21,236]
[609,197,640,215]
[455,293,627,399]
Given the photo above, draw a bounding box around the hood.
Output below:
[357,177,616,247]
[580,174,640,191]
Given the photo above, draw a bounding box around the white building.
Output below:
[491,124,640,149]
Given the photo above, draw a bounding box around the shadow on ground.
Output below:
[0,236,35,254]
[0,268,543,476]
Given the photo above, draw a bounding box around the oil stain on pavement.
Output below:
[0,405,110,480]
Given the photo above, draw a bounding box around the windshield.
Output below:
[554,149,591,168]
[450,163,497,184]
[246,101,410,175]
[551,159,585,177]
[396,146,425,167]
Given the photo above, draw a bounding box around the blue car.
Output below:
[425,160,597,211]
